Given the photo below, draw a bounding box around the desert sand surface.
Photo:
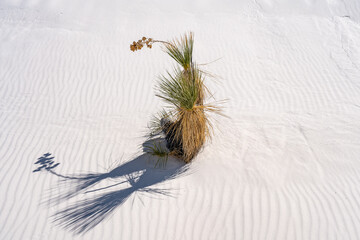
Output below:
[1,0,360,239]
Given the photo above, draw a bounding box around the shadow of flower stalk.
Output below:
[34,148,190,234]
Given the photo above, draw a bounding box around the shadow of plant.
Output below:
[34,138,190,234]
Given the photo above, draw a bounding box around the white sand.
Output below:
[1,0,360,239]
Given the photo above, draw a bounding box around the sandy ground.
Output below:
[1,0,360,239]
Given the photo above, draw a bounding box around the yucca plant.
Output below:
[131,32,221,163]
[143,141,169,168]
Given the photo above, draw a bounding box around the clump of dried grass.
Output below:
[131,32,222,163]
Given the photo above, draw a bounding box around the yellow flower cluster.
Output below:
[130,37,153,52]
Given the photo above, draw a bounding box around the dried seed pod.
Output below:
[130,37,155,52]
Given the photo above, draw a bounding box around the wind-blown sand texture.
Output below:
[1,0,360,239]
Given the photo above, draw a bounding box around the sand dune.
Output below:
[1,0,360,239]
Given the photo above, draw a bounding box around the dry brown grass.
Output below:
[176,108,208,162]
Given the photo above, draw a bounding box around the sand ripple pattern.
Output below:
[1,3,360,240]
